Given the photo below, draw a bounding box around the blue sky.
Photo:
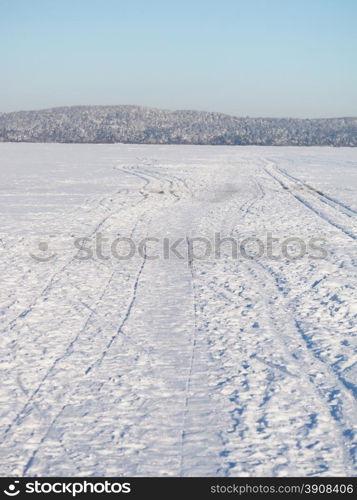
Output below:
[1,0,356,116]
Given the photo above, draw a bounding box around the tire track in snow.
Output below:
[85,244,148,375]
[244,260,357,473]
[2,166,162,442]
[228,174,356,472]
[263,163,356,241]
[203,177,357,474]
[23,405,68,475]
[4,169,150,331]
[1,269,117,440]
[10,167,185,474]
[274,166,357,217]
[179,237,199,476]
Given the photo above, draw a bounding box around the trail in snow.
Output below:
[0,144,356,477]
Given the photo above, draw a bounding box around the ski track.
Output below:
[179,237,199,476]
[263,161,357,241]
[0,144,356,477]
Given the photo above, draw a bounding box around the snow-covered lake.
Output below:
[0,143,356,476]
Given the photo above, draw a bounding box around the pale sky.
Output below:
[1,0,356,117]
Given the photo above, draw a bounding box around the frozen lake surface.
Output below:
[0,143,356,476]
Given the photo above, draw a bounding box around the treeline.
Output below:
[0,105,356,146]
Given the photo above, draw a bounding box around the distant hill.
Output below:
[0,105,356,146]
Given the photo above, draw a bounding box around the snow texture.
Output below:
[0,144,356,477]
